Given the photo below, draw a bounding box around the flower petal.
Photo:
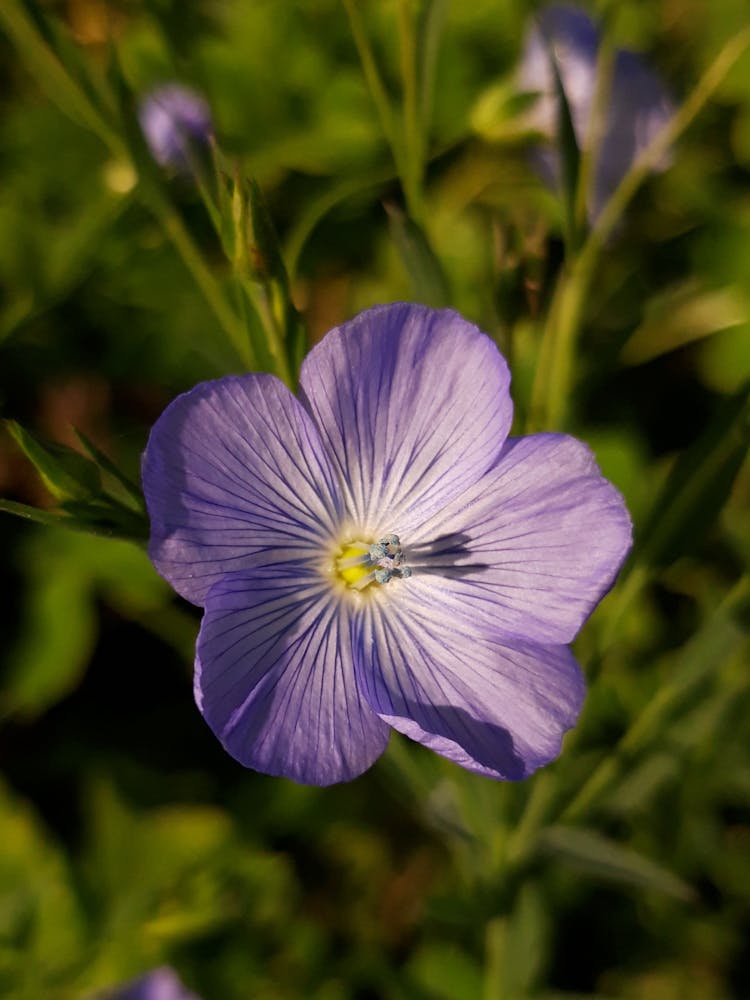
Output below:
[106,966,201,1000]
[407,433,632,644]
[298,303,513,535]
[195,568,390,785]
[353,589,584,780]
[142,374,344,605]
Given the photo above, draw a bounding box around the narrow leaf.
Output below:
[0,497,147,542]
[488,883,549,999]
[73,428,145,508]
[538,826,694,901]
[0,498,70,529]
[622,280,748,365]
[549,48,583,251]
[248,178,291,292]
[637,381,750,569]
[7,421,100,500]
[60,498,149,542]
[417,0,449,132]
[386,202,450,307]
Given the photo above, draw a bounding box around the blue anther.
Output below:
[368,542,387,561]
[374,567,392,584]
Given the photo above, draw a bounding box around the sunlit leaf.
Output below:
[621,280,748,365]
[6,420,100,501]
[0,779,86,990]
[0,498,70,529]
[484,882,549,999]
[408,943,482,1000]
[73,429,145,509]
[417,0,449,133]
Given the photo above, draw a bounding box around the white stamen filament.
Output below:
[335,533,412,590]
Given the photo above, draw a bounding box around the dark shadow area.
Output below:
[396,696,527,782]
[406,532,489,580]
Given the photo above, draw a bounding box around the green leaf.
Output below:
[0,0,124,156]
[240,176,305,381]
[2,557,95,720]
[550,49,583,252]
[386,202,450,307]
[470,80,544,143]
[0,498,70,529]
[0,495,148,542]
[7,420,101,500]
[3,530,176,720]
[72,428,145,509]
[59,498,149,542]
[562,577,750,823]
[537,826,694,901]
[637,381,750,569]
[484,883,549,1000]
[417,0,449,135]
[0,779,86,988]
[621,280,748,366]
[408,943,483,1000]
[247,178,290,292]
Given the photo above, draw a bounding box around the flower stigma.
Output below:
[335,533,412,591]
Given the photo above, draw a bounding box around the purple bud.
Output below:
[518,5,675,221]
[138,84,213,173]
[100,966,201,1000]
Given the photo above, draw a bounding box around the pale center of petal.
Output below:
[335,533,412,591]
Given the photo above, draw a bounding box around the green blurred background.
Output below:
[1,1,750,997]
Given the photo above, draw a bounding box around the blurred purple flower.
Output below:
[138,84,213,172]
[143,303,631,785]
[518,4,675,220]
[103,967,200,1000]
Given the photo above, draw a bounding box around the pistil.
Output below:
[336,534,412,590]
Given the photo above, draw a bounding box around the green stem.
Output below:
[397,0,424,220]
[504,772,558,868]
[153,197,255,369]
[0,0,126,159]
[586,25,750,262]
[560,575,750,824]
[528,264,585,431]
[2,0,256,371]
[574,32,615,234]
[285,167,395,281]
[342,0,402,159]
[341,0,413,208]
[530,26,750,431]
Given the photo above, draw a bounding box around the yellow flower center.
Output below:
[334,534,411,591]
[337,544,376,588]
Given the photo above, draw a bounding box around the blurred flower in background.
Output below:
[100,967,201,1000]
[518,4,676,220]
[138,84,213,173]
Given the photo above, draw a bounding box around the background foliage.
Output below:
[1,1,750,997]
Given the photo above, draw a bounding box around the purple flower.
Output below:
[102,967,200,1000]
[143,304,631,785]
[518,5,675,220]
[138,84,213,172]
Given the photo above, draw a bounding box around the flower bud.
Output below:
[138,84,213,174]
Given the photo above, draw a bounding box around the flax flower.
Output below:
[138,84,213,173]
[143,304,631,785]
[102,967,200,1000]
[519,4,675,220]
